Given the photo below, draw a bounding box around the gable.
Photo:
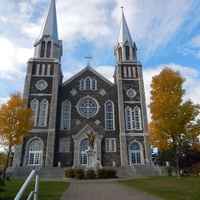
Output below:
[62,65,114,87]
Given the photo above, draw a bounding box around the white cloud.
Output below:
[0,38,32,79]
[94,66,115,83]
[179,34,200,58]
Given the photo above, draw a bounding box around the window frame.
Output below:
[105,101,115,130]
[105,138,116,152]
[60,100,71,130]
[38,99,48,127]
[59,138,70,153]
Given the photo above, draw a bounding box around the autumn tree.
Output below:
[0,92,33,183]
[148,67,200,178]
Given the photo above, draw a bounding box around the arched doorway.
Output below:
[130,142,141,164]
[28,139,43,165]
[80,139,88,165]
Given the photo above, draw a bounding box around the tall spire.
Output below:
[37,0,59,44]
[118,7,133,45]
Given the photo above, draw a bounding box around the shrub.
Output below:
[97,168,117,179]
[106,168,117,178]
[189,162,200,176]
[86,170,96,179]
[65,168,75,178]
[74,168,85,180]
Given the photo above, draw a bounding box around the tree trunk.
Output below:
[175,154,181,179]
[2,145,12,184]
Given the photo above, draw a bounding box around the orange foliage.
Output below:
[148,67,200,151]
[0,92,33,147]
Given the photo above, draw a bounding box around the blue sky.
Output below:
[0,0,200,121]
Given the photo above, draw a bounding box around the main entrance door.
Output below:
[130,143,141,164]
[80,139,88,165]
[28,139,43,165]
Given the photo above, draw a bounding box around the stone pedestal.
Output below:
[86,149,96,171]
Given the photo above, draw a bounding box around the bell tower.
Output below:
[115,8,151,165]
[14,0,63,167]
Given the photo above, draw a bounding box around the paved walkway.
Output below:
[59,179,162,200]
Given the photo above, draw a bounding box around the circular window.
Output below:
[77,96,99,118]
[35,79,48,91]
[126,88,136,98]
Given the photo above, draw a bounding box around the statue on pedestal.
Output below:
[87,131,96,149]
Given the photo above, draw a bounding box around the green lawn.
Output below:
[0,179,69,200]
[118,176,200,200]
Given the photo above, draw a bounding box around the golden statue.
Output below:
[87,131,96,149]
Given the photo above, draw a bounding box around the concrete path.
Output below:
[59,179,162,200]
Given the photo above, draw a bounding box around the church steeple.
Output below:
[37,0,59,44]
[34,0,62,60]
[115,8,137,62]
[118,8,133,45]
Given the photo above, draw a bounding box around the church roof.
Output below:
[36,0,59,45]
[62,65,114,87]
[118,8,133,45]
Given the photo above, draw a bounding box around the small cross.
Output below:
[85,55,92,63]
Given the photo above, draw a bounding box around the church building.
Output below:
[13,0,151,168]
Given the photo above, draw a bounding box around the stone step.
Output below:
[10,164,165,179]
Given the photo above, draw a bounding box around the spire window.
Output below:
[46,41,51,58]
[118,47,122,61]
[133,48,137,60]
[125,46,130,60]
[40,41,46,57]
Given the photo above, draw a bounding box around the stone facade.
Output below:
[13,0,151,169]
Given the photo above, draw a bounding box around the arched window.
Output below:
[134,107,142,130]
[133,48,136,60]
[28,139,43,165]
[40,41,45,57]
[105,101,115,130]
[85,77,91,90]
[118,47,122,60]
[79,77,97,90]
[38,99,48,127]
[80,79,84,90]
[125,46,130,60]
[130,142,141,164]
[30,99,39,127]
[80,139,88,165]
[46,41,51,58]
[125,106,133,130]
[61,100,71,130]
[92,79,97,90]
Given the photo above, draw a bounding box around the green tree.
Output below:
[148,67,200,178]
[0,92,33,183]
